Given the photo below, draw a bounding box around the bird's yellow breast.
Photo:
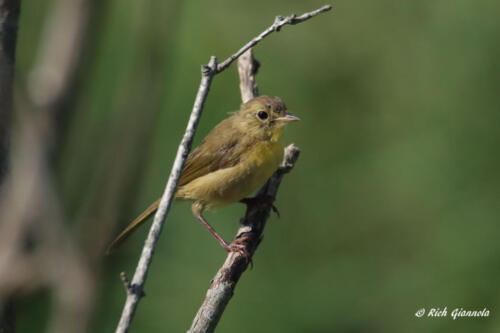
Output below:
[177,138,284,209]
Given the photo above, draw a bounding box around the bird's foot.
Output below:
[240,195,280,218]
[224,236,252,265]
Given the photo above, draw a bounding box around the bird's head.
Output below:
[235,96,299,141]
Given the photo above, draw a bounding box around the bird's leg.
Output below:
[194,213,250,259]
[239,195,280,217]
[194,213,229,249]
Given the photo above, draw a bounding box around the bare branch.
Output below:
[115,5,330,332]
[237,49,259,103]
[188,144,300,333]
[115,56,218,332]
[216,4,332,73]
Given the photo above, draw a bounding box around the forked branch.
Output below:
[115,5,331,333]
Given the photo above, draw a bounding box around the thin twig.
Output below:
[115,5,331,332]
[216,4,332,73]
[188,144,300,333]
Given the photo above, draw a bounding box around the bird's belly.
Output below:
[177,141,283,209]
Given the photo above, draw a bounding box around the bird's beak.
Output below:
[276,112,300,122]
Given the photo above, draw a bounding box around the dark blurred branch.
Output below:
[0,1,20,333]
[0,112,94,333]
[0,1,96,333]
[27,0,93,159]
[27,0,91,109]
[188,143,300,333]
[0,297,14,333]
[115,5,329,333]
[0,0,20,182]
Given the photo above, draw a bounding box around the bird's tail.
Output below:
[106,198,161,254]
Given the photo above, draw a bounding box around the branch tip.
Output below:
[216,4,333,72]
[120,272,132,295]
[278,145,300,174]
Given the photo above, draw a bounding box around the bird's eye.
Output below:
[257,111,268,120]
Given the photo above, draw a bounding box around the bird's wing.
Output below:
[107,117,243,253]
[178,117,243,187]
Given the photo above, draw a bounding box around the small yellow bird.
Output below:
[107,96,299,254]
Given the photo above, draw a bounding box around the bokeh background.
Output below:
[10,0,500,332]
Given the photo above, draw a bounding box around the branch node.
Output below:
[202,56,218,76]
[201,65,211,75]
[120,272,146,298]
[120,272,132,295]
[273,16,285,31]
[134,285,146,298]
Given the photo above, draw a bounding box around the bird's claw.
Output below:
[225,238,252,265]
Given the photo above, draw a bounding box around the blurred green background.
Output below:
[13,0,500,332]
